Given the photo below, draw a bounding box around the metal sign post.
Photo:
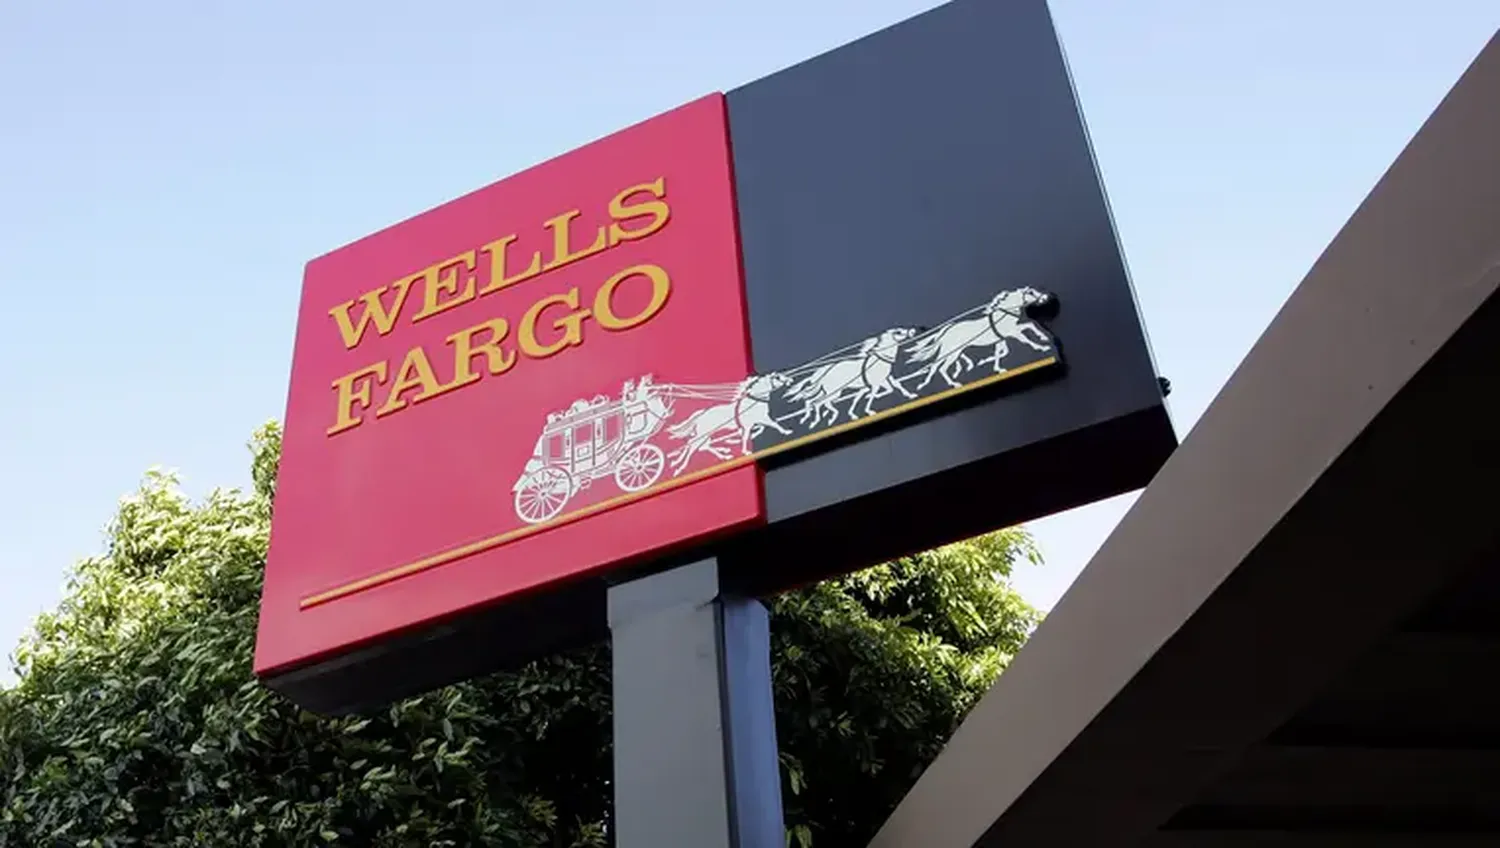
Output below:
[607,558,785,848]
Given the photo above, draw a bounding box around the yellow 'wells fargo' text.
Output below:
[324,179,674,436]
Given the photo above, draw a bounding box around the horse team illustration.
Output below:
[511,286,1058,524]
[784,326,922,426]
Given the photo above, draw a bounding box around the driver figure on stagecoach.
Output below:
[620,375,655,404]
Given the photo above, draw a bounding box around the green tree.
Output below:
[0,423,1042,848]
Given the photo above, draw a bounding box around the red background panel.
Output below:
[256,94,761,677]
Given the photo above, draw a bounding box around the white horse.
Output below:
[665,372,792,475]
[906,287,1054,391]
[784,327,921,426]
[842,327,922,418]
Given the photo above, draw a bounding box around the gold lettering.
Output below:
[478,234,542,295]
[376,346,444,417]
[327,277,418,349]
[445,318,516,390]
[518,288,589,358]
[608,178,670,245]
[542,209,607,271]
[328,362,388,435]
[594,264,671,331]
[411,250,478,322]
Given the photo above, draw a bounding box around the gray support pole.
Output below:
[607,558,786,848]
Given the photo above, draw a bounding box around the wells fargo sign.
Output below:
[256,96,768,679]
[257,0,1175,713]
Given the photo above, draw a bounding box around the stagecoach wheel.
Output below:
[514,466,572,524]
[614,443,666,493]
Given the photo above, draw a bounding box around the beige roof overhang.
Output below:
[871,28,1500,848]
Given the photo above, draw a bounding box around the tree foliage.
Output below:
[0,423,1042,847]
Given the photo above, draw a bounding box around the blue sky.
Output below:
[2,1,1496,680]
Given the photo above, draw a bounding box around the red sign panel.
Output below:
[255,95,762,677]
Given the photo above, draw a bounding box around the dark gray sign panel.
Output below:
[721,0,1173,594]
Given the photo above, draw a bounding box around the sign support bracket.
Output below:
[607,558,786,848]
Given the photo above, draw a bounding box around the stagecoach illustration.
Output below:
[512,378,672,524]
[511,375,760,524]
[510,286,1059,525]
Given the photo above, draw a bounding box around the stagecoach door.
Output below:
[544,431,567,469]
[571,421,600,476]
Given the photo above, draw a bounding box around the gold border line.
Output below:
[299,355,1059,609]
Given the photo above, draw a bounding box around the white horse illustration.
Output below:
[665,372,792,475]
[841,327,922,418]
[906,287,1054,390]
[784,327,921,426]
